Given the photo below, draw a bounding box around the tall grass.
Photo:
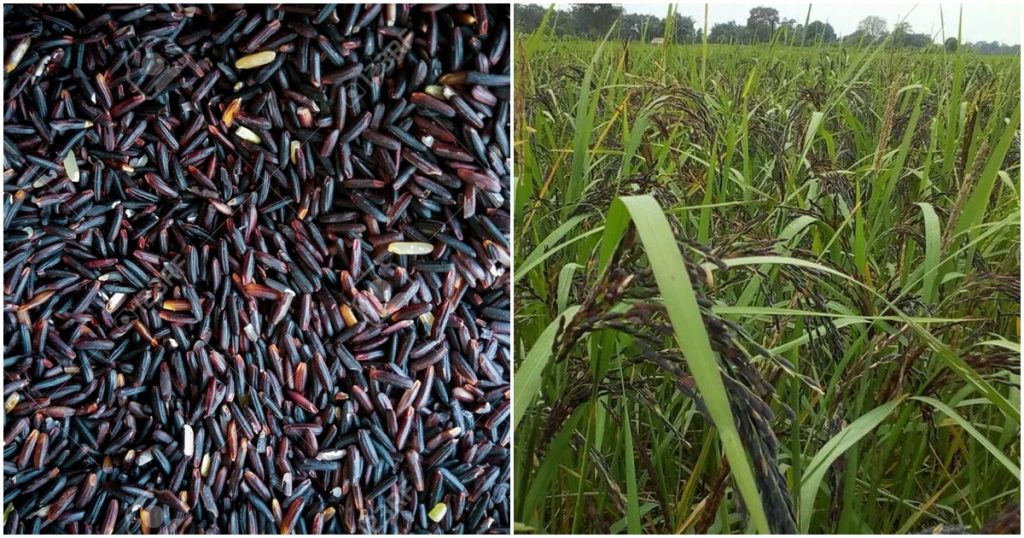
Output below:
[514,14,1020,535]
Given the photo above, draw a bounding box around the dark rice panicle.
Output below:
[3,3,510,534]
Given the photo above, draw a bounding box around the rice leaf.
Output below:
[916,202,942,303]
[723,255,1019,422]
[513,305,581,428]
[622,399,642,534]
[799,399,902,532]
[912,396,1020,479]
[597,195,772,534]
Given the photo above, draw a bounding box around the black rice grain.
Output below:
[3,3,510,534]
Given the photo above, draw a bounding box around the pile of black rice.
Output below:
[3,4,510,534]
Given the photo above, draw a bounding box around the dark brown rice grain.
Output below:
[3,3,509,534]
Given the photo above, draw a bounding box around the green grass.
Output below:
[514,18,1020,535]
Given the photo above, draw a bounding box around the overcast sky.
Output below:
[539,1,1021,44]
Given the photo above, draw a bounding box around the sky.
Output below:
[540,1,1022,45]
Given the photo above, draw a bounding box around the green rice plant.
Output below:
[514,7,1020,535]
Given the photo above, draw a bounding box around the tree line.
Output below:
[514,4,1021,54]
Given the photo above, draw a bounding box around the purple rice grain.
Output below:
[3,3,509,534]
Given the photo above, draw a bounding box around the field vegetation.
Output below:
[513,7,1021,535]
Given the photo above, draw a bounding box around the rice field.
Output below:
[513,17,1021,536]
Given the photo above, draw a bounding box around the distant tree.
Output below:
[804,20,837,44]
[552,8,575,37]
[776,17,799,43]
[891,21,911,43]
[515,3,1008,54]
[621,13,664,41]
[901,32,934,48]
[746,6,780,42]
[969,40,1021,55]
[856,15,887,40]
[571,3,623,39]
[889,22,932,48]
[890,22,909,46]
[841,30,868,46]
[513,4,548,34]
[668,13,697,43]
[782,17,800,32]
[647,15,667,40]
[621,13,641,40]
[709,21,746,44]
